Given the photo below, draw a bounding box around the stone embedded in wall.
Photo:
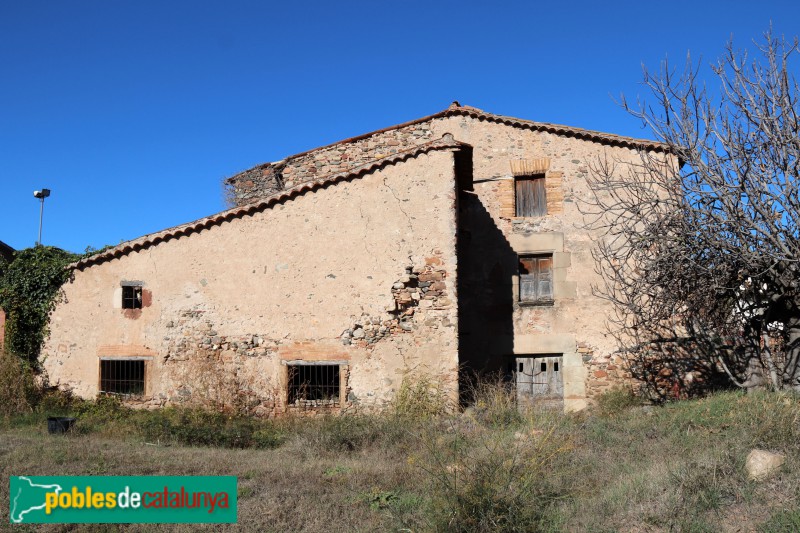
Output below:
[119,395,168,410]
[162,309,281,362]
[156,307,284,417]
[581,342,637,402]
[224,163,285,207]
[510,215,566,235]
[225,122,435,207]
[341,259,451,348]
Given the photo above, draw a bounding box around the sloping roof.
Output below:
[445,103,668,151]
[227,102,670,183]
[0,240,14,263]
[74,135,463,270]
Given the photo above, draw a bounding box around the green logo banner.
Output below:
[9,476,237,524]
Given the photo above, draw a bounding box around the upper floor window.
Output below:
[121,282,143,309]
[519,254,553,304]
[515,175,547,217]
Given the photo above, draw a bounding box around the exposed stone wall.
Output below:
[226,122,435,206]
[579,342,634,401]
[43,149,460,416]
[341,259,451,348]
[224,164,284,206]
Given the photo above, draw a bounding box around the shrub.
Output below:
[419,416,572,532]
[0,349,39,418]
[393,374,451,420]
[296,414,385,453]
[0,246,78,366]
[133,406,287,449]
[594,387,640,418]
[37,387,80,414]
[252,425,286,449]
[464,374,523,428]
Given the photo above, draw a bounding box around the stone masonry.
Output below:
[43,103,673,414]
[225,121,435,206]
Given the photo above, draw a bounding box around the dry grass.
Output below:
[0,426,422,532]
[1,383,800,531]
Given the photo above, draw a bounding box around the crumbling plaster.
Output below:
[45,107,673,413]
[44,149,460,415]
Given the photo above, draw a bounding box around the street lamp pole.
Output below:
[33,188,51,247]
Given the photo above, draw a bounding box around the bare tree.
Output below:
[583,30,800,398]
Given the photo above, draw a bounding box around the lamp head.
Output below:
[33,189,51,199]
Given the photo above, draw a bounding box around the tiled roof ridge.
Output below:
[74,135,463,270]
[226,101,669,182]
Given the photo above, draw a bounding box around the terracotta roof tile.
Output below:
[450,105,666,151]
[74,135,463,270]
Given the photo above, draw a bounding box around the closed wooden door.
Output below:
[515,355,564,406]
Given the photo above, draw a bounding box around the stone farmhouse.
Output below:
[42,103,672,414]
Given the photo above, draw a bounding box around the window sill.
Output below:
[518,300,555,307]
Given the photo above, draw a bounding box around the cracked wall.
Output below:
[43,149,460,415]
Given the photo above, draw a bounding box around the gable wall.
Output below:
[43,150,460,415]
[427,115,664,408]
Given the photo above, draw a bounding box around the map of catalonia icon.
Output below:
[10,476,63,523]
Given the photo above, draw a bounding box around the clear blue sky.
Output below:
[2,1,797,253]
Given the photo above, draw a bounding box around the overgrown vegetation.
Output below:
[2,376,799,531]
[0,349,39,418]
[0,245,78,366]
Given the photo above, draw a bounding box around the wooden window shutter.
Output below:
[536,256,553,300]
[508,158,551,218]
[515,176,546,217]
[519,257,536,301]
[519,255,554,303]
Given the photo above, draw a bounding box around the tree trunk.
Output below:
[783,314,800,389]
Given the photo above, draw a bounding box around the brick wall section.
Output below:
[97,344,158,357]
[580,342,635,400]
[226,121,435,206]
[545,172,564,215]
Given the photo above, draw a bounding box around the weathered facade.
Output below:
[43,103,672,413]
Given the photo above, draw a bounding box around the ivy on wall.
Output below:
[0,246,78,367]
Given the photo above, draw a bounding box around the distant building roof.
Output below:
[0,241,14,263]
